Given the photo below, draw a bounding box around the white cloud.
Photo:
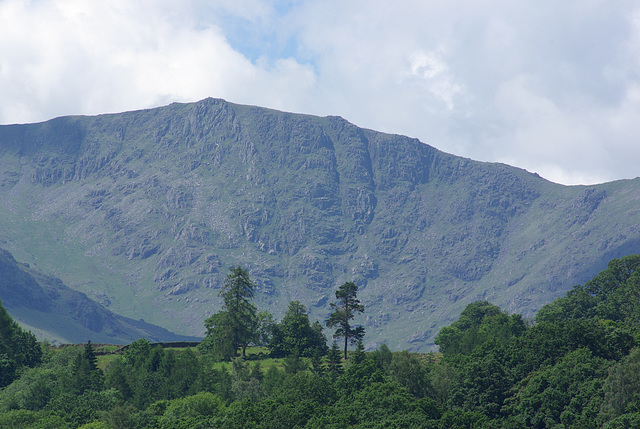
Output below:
[1,0,639,184]
[405,49,464,111]
[489,75,613,183]
[0,0,315,123]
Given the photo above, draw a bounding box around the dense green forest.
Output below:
[1,256,640,428]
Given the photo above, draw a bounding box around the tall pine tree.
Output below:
[326,282,365,360]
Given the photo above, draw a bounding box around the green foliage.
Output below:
[105,342,204,409]
[435,301,525,356]
[229,358,264,402]
[1,255,640,428]
[199,364,233,404]
[47,390,122,428]
[584,254,640,299]
[602,413,640,429]
[163,349,202,399]
[122,338,152,367]
[0,346,83,412]
[326,282,365,360]
[535,288,599,323]
[0,353,16,390]
[78,421,110,429]
[438,409,489,429]
[158,392,225,429]
[269,301,327,358]
[307,381,441,428]
[448,342,511,419]
[262,365,285,397]
[221,266,258,356]
[70,341,104,395]
[430,360,456,406]
[599,347,640,423]
[505,348,610,428]
[0,409,69,429]
[255,311,275,347]
[218,371,337,429]
[104,358,133,400]
[0,300,43,387]
[371,343,393,371]
[273,371,337,406]
[506,318,634,380]
[283,353,308,375]
[424,257,640,427]
[198,311,236,361]
[388,350,432,398]
[326,341,344,379]
[336,358,385,395]
[310,348,326,376]
[537,254,640,330]
[200,266,258,360]
[351,338,365,364]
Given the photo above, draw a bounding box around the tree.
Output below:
[198,311,236,362]
[351,338,365,364]
[434,301,526,356]
[600,347,640,422]
[83,341,98,371]
[0,300,42,388]
[122,338,151,367]
[269,301,327,358]
[201,266,257,360]
[283,353,308,375]
[70,341,104,395]
[326,342,344,379]
[389,350,432,398]
[255,310,275,347]
[157,392,225,428]
[504,348,610,427]
[310,348,326,376]
[221,266,258,358]
[230,358,263,402]
[371,343,392,371]
[326,282,365,360]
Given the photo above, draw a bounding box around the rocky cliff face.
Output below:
[1,98,639,350]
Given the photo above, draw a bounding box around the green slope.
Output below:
[0,247,200,344]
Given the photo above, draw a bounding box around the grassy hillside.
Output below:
[1,98,639,350]
[0,247,200,344]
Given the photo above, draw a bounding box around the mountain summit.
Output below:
[1,98,639,350]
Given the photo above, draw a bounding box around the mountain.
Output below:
[0,246,200,345]
[0,98,639,351]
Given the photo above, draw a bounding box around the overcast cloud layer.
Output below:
[1,0,639,185]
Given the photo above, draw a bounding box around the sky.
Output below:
[1,0,640,185]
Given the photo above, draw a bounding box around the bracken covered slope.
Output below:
[1,98,639,350]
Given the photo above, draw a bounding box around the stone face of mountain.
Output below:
[1,98,639,350]
[0,247,200,344]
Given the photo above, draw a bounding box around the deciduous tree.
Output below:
[269,301,327,358]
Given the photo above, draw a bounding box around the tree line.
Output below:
[0,255,639,427]
[198,266,365,362]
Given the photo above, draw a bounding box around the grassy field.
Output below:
[86,344,293,372]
